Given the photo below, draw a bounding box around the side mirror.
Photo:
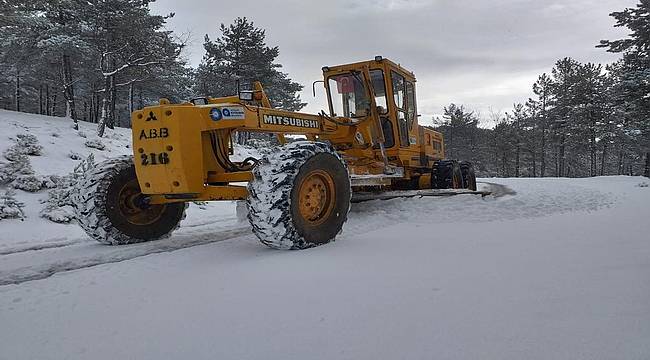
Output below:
[312,80,325,97]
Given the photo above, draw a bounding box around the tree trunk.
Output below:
[97,75,111,137]
[617,148,624,175]
[531,150,537,177]
[39,85,44,114]
[128,82,134,114]
[94,91,100,123]
[559,135,566,177]
[493,135,499,176]
[554,144,559,177]
[540,129,546,177]
[45,85,51,116]
[138,86,144,110]
[62,53,78,129]
[539,99,547,177]
[89,95,94,123]
[98,96,108,137]
[645,152,650,178]
[108,75,116,129]
[14,72,20,112]
[589,117,596,176]
[600,141,607,176]
[51,88,57,116]
[128,82,134,127]
[515,145,520,177]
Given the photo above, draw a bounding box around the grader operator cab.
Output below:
[73,57,480,250]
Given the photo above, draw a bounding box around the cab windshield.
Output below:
[328,72,370,118]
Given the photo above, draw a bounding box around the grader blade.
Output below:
[351,189,491,203]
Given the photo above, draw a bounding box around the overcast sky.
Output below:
[151,0,636,127]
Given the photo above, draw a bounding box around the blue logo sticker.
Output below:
[222,108,231,117]
[210,108,222,121]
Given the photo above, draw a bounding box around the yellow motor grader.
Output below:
[74,57,479,249]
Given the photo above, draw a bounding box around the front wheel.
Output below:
[246,141,351,250]
[72,156,186,245]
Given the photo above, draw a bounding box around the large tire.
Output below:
[72,156,186,245]
[247,141,351,250]
[431,160,463,189]
[460,161,477,191]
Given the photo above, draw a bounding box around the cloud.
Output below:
[151,0,636,125]
[347,0,435,12]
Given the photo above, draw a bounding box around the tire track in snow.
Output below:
[0,226,250,286]
[0,238,86,256]
[0,214,239,257]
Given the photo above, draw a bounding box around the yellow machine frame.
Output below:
[130,57,445,205]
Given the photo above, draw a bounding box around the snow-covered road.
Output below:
[1,176,649,360]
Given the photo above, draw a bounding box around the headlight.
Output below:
[239,91,254,101]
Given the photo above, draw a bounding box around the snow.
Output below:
[0,110,130,250]
[0,110,649,359]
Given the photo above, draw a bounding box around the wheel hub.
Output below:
[117,179,166,226]
[298,170,336,225]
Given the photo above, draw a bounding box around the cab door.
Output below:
[390,70,418,147]
[405,80,418,145]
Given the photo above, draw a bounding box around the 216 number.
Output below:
[141,152,170,166]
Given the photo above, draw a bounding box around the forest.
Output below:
[1,0,648,177]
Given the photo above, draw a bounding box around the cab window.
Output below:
[406,81,416,130]
[328,72,370,118]
[392,72,405,109]
[391,71,409,146]
[370,69,388,114]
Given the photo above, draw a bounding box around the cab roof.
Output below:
[322,57,416,82]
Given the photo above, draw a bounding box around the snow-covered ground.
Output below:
[1,111,649,360]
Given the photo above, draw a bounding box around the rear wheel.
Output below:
[431,160,463,189]
[460,161,477,190]
[247,141,351,250]
[73,156,186,245]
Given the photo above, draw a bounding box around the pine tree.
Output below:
[0,5,43,113]
[605,61,637,175]
[434,104,479,160]
[578,63,609,176]
[549,58,583,176]
[39,0,92,129]
[599,0,650,177]
[531,73,554,177]
[506,103,528,177]
[196,17,305,111]
[196,17,306,144]
[80,0,183,136]
[492,117,516,177]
